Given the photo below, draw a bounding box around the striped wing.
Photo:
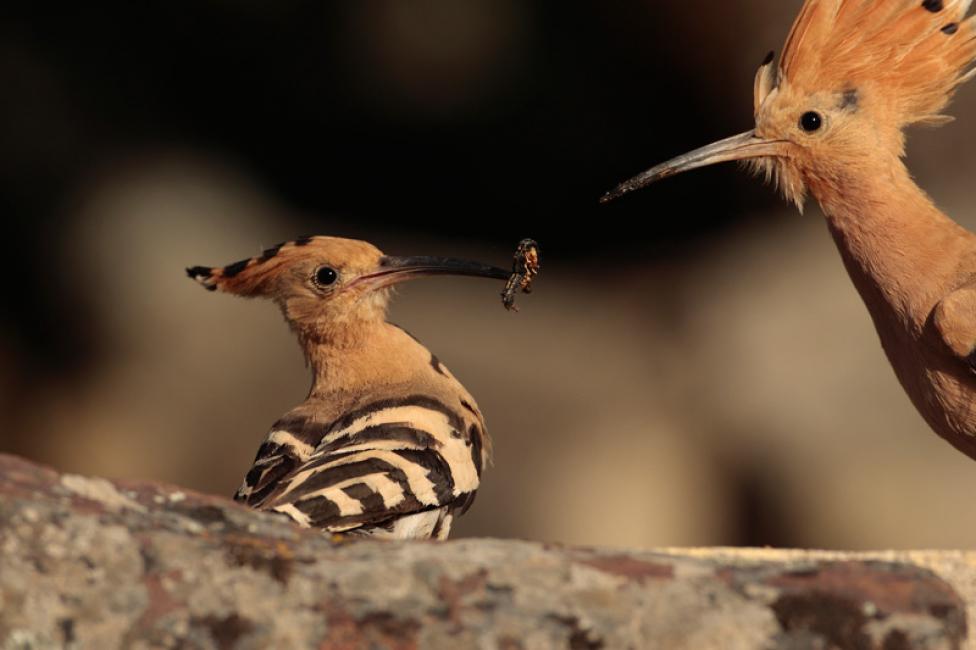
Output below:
[236,396,485,536]
[234,428,315,506]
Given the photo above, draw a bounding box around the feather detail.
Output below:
[186,235,320,297]
[779,0,976,127]
[754,51,778,115]
[741,157,807,213]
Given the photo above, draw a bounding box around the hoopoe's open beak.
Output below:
[352,256,510,292]
[600,130,790,204]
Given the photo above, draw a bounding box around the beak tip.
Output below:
[600,130,773,205]
[601,172,663,205]
[600,188,625,204]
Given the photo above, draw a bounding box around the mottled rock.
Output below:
[0,454,970,649]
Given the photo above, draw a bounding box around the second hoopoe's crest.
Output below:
[188,236,538,539]
[604,0,976,210]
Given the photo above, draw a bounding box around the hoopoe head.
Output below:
[188,235,509,343]
[603,0,976,210]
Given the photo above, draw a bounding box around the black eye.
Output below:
[314,266,338,287]
[800,111,823,132]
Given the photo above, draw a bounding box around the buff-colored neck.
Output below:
[811,155,973,333]
[299,319,408,399]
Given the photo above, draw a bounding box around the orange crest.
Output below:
[768,0,976,126]
[187,236,319,296]
[186,236,384,298]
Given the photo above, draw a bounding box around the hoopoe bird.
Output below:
[603,0,976,460]
[187,236,537,539]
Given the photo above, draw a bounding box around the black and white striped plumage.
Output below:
[235,383,488,540]
[188,236,512,540]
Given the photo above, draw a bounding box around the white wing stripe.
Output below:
[324,406,455,446]
[277,449,440,505]
[319,473,406,511]
[267,430,315,458]
[317,484,363,517]
[335,438,427,454]
[271,503,311,527]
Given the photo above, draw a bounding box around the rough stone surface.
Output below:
[0,453,971,650]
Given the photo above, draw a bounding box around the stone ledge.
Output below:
[0,453,969,649]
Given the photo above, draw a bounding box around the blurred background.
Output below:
[3,0,976,550]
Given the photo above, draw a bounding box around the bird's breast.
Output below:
[878,326,976,460]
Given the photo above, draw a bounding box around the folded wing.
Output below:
[234,395,485,538]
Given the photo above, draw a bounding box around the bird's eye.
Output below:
[314,266,338,288]
[800,111,823,133]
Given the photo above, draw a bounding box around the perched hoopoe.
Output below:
[603,1,976,460]
[187,236,537,539]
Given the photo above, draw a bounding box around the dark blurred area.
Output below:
[3,0,976,550]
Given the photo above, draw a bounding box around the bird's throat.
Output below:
[814,163,971,334]
[303,321,415,400]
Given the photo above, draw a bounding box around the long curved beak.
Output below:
[600,130,790,204]
[353,255,510,291]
